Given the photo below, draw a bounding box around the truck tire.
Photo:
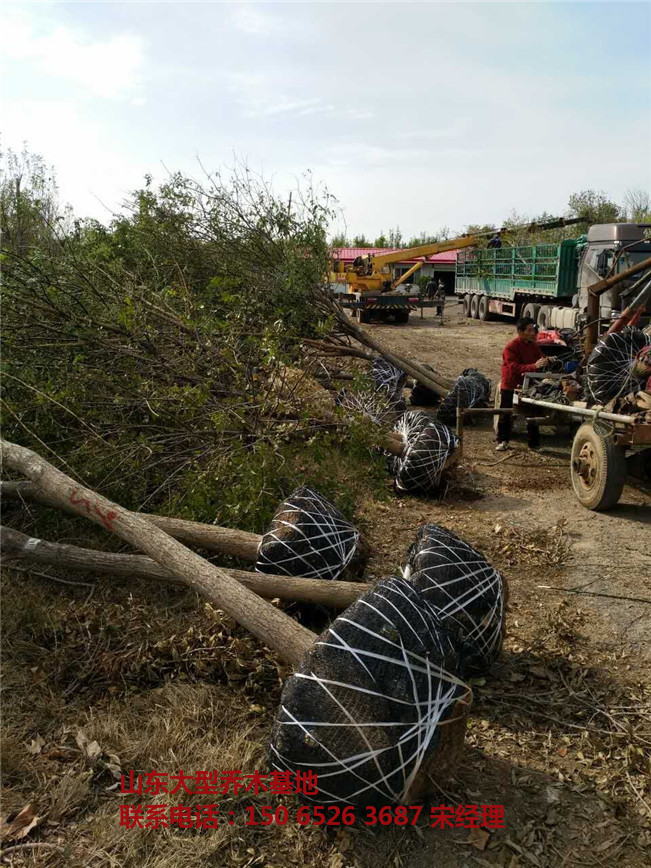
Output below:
[522,302,540,322]
[470,294,480,319]
[478,295,491,321]
[396,310,410,324]
[537,306,552,329]
[359,309,371,324]
[463,294,472,318]
[571,423,627,510]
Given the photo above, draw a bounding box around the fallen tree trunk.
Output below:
[1,480,374,574]
[1,480,266,561]
[0,526,370,608]
[0,441,315,667]
[338,313,454,396]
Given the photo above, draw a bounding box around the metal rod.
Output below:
[518,397,639,425]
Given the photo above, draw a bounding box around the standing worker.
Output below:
[426,277,437,300]
[434,281,446,324]
[495,317,549,451]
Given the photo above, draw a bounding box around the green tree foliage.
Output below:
[373,233,388,248]
[330,231,349,247]
[1,152,388,529]
[567,189,621,225]
[351,234,372,247]
[623,188,651,222]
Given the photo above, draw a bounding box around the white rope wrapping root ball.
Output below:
[256,487,361,580]
[586,327,651,405]
[404,524,507,677]
[390,411,459,494]
[370,358,408,402]
[269,576,472,806]
[438,369,491,423]
[335,386,399,426]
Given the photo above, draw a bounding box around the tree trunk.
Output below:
[0,526,370,608]
[1,480,262,561]
[338,315,454,396]
[0,441,315,667]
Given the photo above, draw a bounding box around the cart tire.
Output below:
[478,295,491,321]
[570,423,627,510]
[470,295,480,319]
[463,294,472,317]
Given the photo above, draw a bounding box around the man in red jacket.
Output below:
[496,317,549,451]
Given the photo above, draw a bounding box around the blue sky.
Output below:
[2,1,650,238]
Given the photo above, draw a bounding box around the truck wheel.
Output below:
[571,423,627,510]
[359,309,371,324]
[522,302,540,321]
[478,295,491,321]
[470,294,480,319]
[463,294,472,317]
[537,306,552,329]
[396,310,410,324]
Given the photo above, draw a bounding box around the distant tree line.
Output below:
[330,188,651,249]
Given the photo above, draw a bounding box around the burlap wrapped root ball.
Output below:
[256,487,365,580]
[390,411,460,494]
[269,577,472,806]
[405,524,507,677]
[586,327,651,405]
[437,368,491,423]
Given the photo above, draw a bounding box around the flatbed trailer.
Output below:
[513,373,651,510]
[338,292,437,324]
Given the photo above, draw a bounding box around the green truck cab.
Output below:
[456,223,651,330]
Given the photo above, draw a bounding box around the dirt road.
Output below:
[349,301,651,868]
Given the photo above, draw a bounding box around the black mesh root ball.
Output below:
[370,358,408,401]
[437,369,491,423]
[269,577,472,807]
[410,364,442,407]
[390,412,459,494]
[405,524,507,677]
[586,327,651,405]
[256,487,362,580]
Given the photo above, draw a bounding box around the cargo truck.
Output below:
[456,223,651,331]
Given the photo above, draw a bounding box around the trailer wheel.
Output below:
[470,295,480,319]
[570,423,627,510]
[478,295,491,321]
[463,294,472,317]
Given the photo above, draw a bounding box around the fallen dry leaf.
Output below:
[0,803,40,843]
[27,735,45,755]
[75,729,101,760]
[467,827,490,850]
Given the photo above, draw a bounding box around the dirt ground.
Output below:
[1,303,649,868]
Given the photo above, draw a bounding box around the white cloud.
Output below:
[229,3,282,36]
[1,9,145,99]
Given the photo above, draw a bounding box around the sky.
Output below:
[2,1,650,239]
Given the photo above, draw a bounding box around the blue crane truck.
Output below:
[456,223,651,331]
